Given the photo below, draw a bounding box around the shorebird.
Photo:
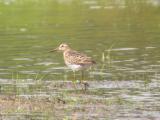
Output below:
[50,43,96,90]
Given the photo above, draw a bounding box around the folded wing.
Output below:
[64,50,96,65]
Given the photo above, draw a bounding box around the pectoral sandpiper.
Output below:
[50,43,96,90]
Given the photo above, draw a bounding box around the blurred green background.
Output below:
[0,0,160,80]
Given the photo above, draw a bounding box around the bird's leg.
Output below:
[73,71,77,88]
[81,70,89,91]
[73,71,76,81]
[81,70,84,83]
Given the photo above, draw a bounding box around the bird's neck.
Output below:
[63,48,72,55]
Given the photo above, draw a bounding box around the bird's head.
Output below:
[49,43,71,52]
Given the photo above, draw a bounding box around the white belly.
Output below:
[67,64,83,71]
[65,61,88,71]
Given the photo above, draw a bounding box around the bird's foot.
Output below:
[81,81,89,91]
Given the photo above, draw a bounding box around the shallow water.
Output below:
[0,0,160,119]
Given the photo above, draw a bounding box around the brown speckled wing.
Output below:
[64,50,96,65]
